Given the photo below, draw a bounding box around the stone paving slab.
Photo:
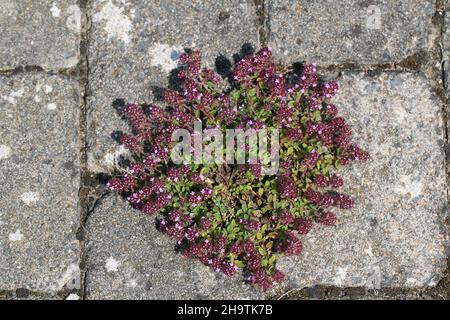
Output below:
[278,72,448,289]
[268,0,436,65]
[0,73,80,293]
[84,194,263,299]
[86,0,259,172]
[444,14,450,97]
[0,0,81,69]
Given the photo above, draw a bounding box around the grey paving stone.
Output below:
[0,73,80,293]
[86,0,259,172]
[278,72,448,289]
[84,194,263,299]
[267,0,436,65]
[444,14,450,96]
[0,0,81,69]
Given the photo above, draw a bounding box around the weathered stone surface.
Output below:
[268,0,436,65]
[0,73,80,293]
[443,14,450,97]
[84,194,263,299]
[278,72,448,289]
[86,0,259,172]
[0,0,81,69]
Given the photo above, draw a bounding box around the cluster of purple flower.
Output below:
[123,103,152,141]
[278,174,298,200]
[234,47,275,86]
[271,75,287,98]
[242,240,283,290]
[167,165,191,182]
[119,135,142,154]
[305,188,354,210]
[302,149,320,168]
[341,145,370,165]
[285,128,304,142]
[317,211,337,226]
[107,175,136,192]
[141,192,172,215]
[314,174,344,188]
[276,104,295,127]
[295,218,314,235]
[279,211,295,226]
[107,47,369,291]
[278,231,303,256]
[218,107,237,126]
[188,187,212,208]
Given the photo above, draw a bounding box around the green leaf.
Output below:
[234,260,245,268]
[269,255,277,264]
[260,224,267,233]
[231,90,241,102]
[258,247,266,256]
[262,258,268,267]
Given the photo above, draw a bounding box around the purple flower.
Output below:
[279,212,295,225]
[278,174,298,200]
[305,189,322,204]
[120,135,142,154]
[281,231,303,256]
[317,211,337,226]
[107,175,136,192]
[314,174,329,188]
[302,149,319,168]
[329,174,344,188]
[295,218,314,235]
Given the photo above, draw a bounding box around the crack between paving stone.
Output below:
[0,65,80,80]
[77,0,92,301]
[432,6,450,292]
[0,288,65,300]
[254,0,269,47]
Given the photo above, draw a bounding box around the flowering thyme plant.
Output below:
[107,47,368,290]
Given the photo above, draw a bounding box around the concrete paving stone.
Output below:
[84,194,263,299]
[278,72,448,289]
[267,0,437,65]
[0,73,80,293]
[0,0,81,69]
[86,0,259,172]
[444,14,450,97]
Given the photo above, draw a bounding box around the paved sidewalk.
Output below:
[0,0,448,300]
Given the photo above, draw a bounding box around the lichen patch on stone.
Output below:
[55,263,80,290]
[66,5,81,33]
[46,103,57,111]
[105,257,120,272]
[0,145,12,160]
[50,2,60,18]
[20,192,40,206]
[333,267,348,287]
[8,230,24,242]
[149,43,182,73]
[1,88,24,105]
[44,85,53,94]
[66,293,80,300]
[93,0,134,45]
[102,145,129,169]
